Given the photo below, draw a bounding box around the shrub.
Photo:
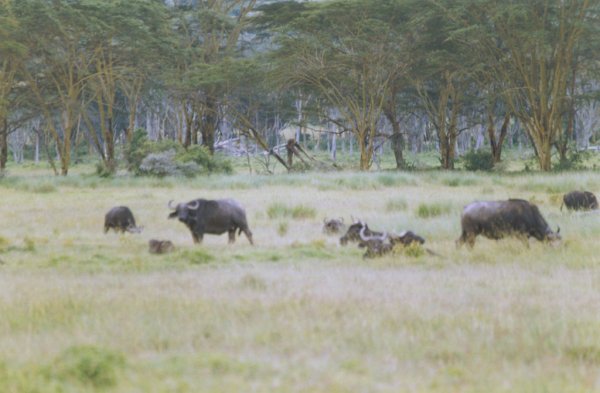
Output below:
[125,129,233,176]
[47,345,125,388]
[385,198,408,212]
[139,150,195,177]
[462,150,494,171]
[267,203,316,220]
[277,221,289,236]
[553,149,590,171]
[95,161,116,178]
[416,202,451,218]
[178,249,215,265]
[177,146,233,174]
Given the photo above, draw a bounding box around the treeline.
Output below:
[0,0,599,174]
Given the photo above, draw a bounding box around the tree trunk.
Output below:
[183,103,194,148]
[489,113,510,163]
[105,117,115,171]
[0,118,7,171]
[201,98,217,153]
[331,132,337,162]
[35,133,40,164]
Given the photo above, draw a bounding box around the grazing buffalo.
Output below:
[168,198,253,245]
[149,239,175,254]
[104,206,142,233]
[561,191,599,211]
[323,217,345,235]
[340,220,383,245]
[456,199,560,248]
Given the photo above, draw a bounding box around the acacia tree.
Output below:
[454,0,598,170]
[0,0,27,170]
[80,0,170,173]
[15,0,96,175]
[259,0,409,170]
[409,0,479,170]
[167,0,257,152]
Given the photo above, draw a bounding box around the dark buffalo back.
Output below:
[104,206,141,233]
[457,199,560,247]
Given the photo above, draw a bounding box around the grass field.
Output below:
[1,167,600,392]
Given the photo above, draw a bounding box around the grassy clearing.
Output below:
[1,169,600,391]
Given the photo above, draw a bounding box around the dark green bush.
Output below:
[124,129,233,176]
[553,149,590,171]
[462,150,494,171]
[176,146,233,174]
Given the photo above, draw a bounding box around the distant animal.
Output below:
[323,217,345,235]
[148,239,175,254]
[168,198,253,245]
[358,227,428,258]
[104,206,142,234]
[358,227,392,258]
[389,231,426,247]
[340,220,383,245]
[456,199,561,248]
[561,191,599,211]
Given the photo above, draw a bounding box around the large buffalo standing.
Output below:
[561,191,599,211]
[457,199,560,248]
[168,198,253,245]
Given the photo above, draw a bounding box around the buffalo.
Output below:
[323,217,345,235]
[168,198,253,245]
[149,239,175,254]
[340,220,383,245]
[561,191,599,211]
[358,227,428,258]
[456,199,561,248]
[104,206,142,234]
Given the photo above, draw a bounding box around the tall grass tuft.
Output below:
[267,203,316,219]
[416,202,452,218]
[385,198,408,212]
[46,345,125,388]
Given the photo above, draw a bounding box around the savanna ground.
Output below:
[1,160,600,392]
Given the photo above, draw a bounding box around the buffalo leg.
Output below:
[228,229,236,244]
[456,231,475,249]
[242,227,254,245]
[192,233,203,244]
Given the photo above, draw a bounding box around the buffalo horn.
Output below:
[359,226,370,241]
[187,200,200,210]
[168,200,177,209]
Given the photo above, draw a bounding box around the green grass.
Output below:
[266,202,317,220]
[1,167,600,391]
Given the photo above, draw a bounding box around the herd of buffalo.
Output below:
[104,190,599,258]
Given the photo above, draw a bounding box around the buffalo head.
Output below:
[168,199,200,223]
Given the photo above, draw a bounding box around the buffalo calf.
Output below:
[149,239,175,254]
